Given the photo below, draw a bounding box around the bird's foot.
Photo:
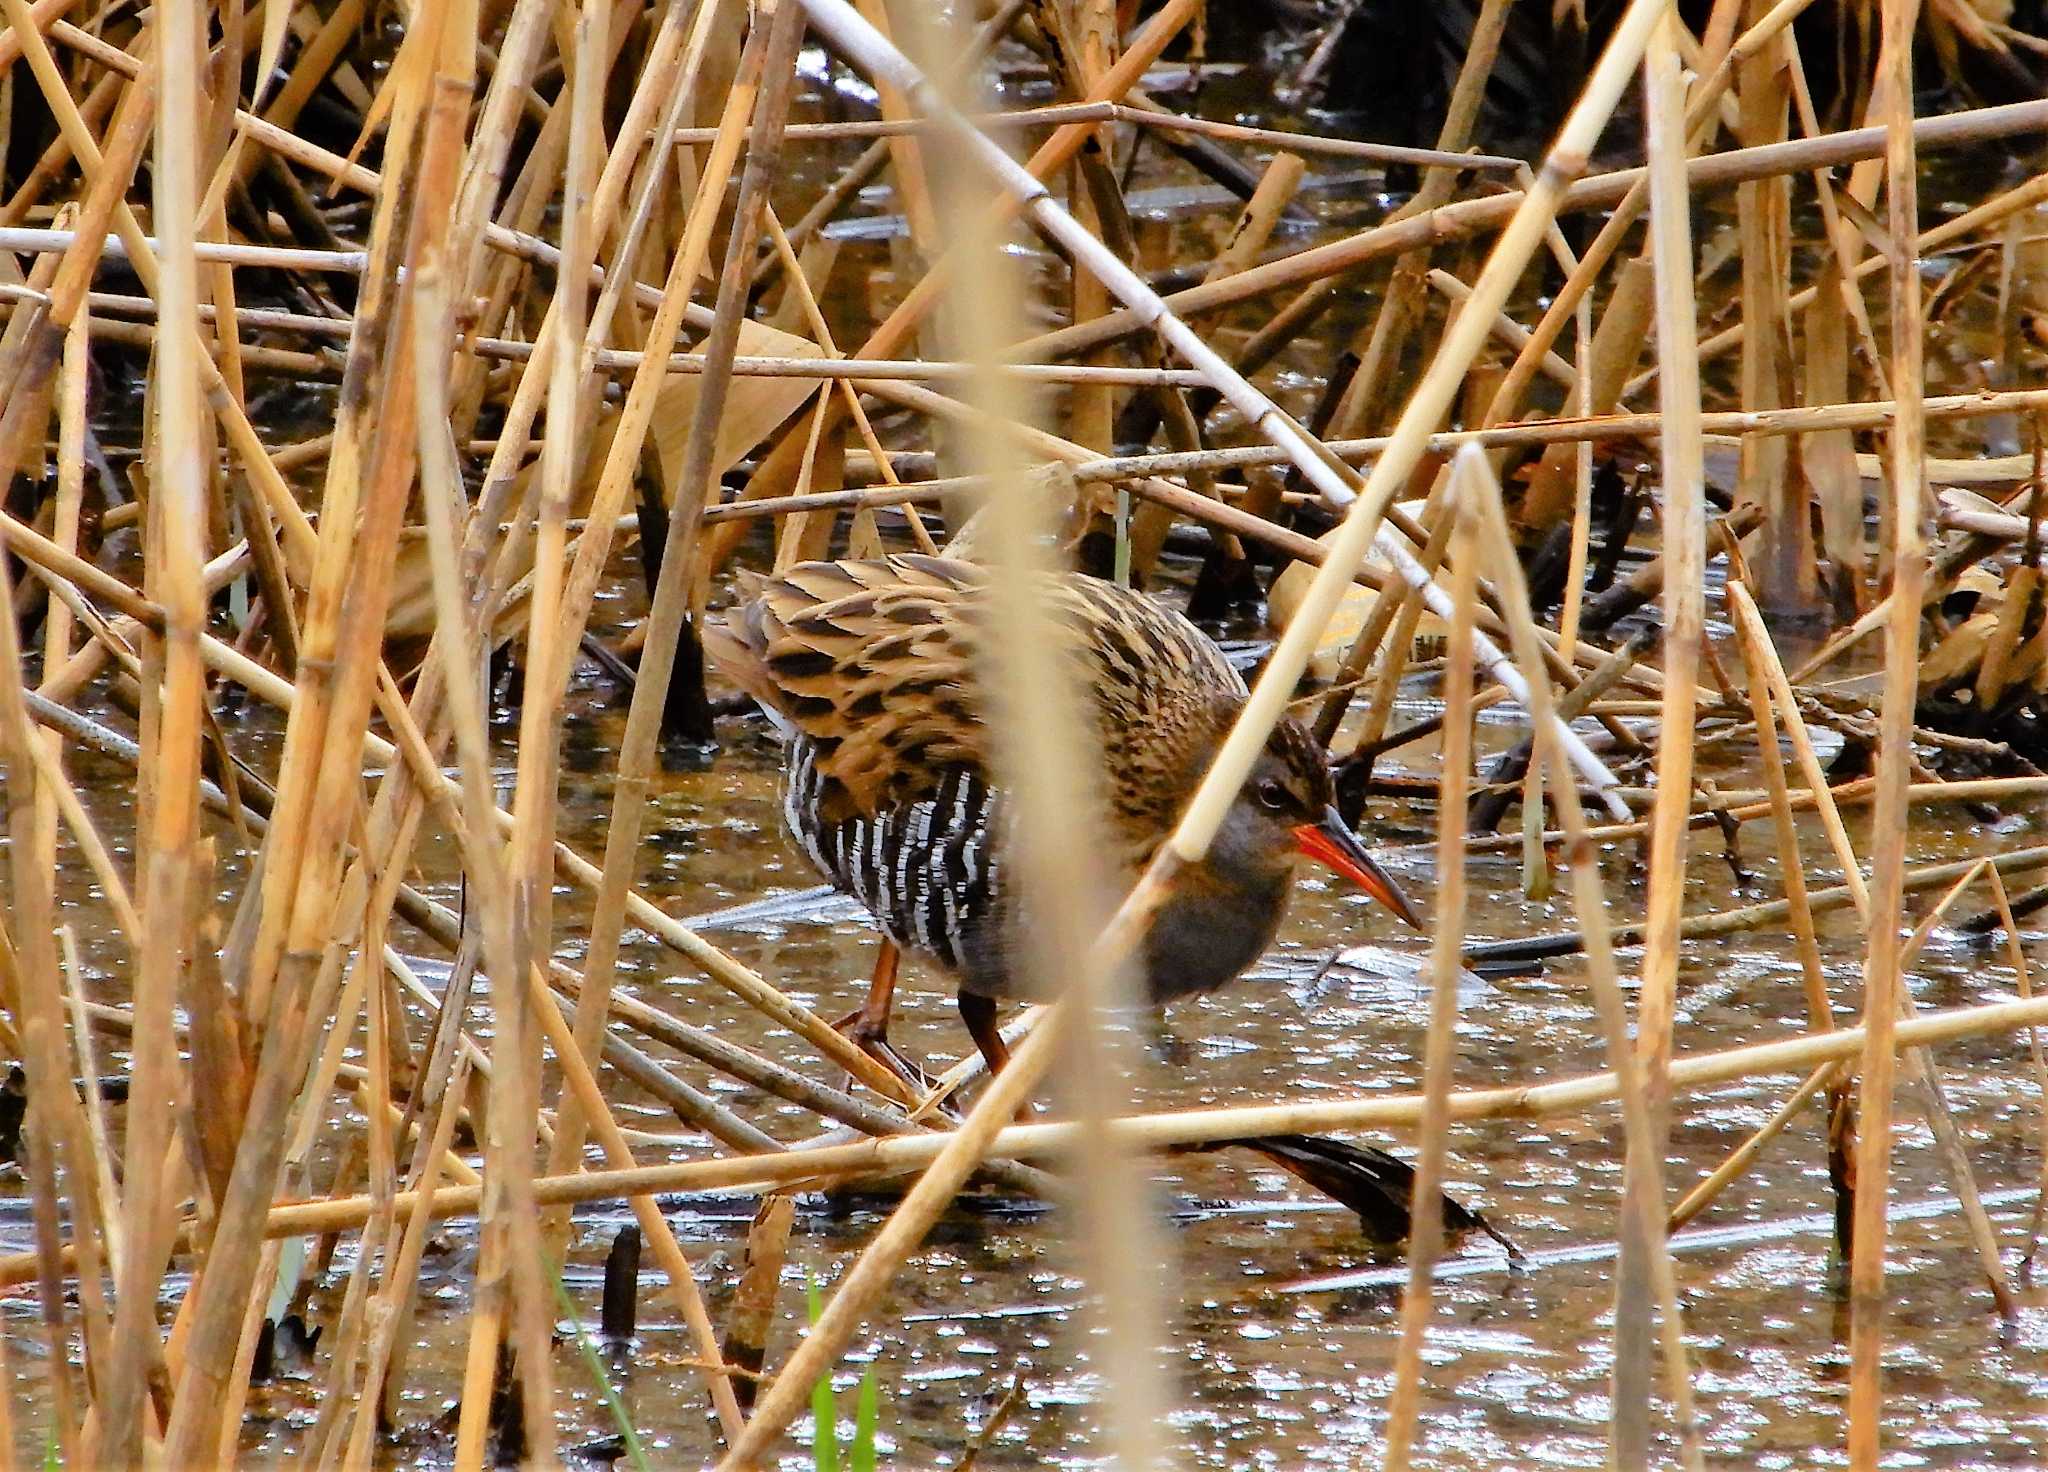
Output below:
[1145,1019,1193,1068]
[830,1007,942,1099]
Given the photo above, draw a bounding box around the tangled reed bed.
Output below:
[4,0,2048,1464]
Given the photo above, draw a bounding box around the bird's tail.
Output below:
[701,581,797,735]
[1190,1133,1521,1263]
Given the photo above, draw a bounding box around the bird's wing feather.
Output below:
[706,555,1245,829]
[705,556,987,819]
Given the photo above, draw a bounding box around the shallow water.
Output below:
[25,650,2032,1470]
[8,31,2048,1472]
[496,674,2048,1471]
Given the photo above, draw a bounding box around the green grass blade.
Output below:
[850,1367,879,1472]
[811,1370,840,1472]
[806,1270,839,1472]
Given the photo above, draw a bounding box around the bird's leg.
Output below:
[831,941,935,1093]
[839,940,900,1047]
[957,990,1010,1074]
[958,990,1035,1122]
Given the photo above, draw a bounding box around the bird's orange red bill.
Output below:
[1293,807,1423,928]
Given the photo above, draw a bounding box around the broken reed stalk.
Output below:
[1726,583,1871,913]
[1987,866,2048,1266]
[1889,866,2017,1315]
[1666,1061,1840,1233]
[1724,568,1851,1243]
[1849,3,1928,1464]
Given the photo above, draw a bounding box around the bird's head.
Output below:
[1210,717,1422,928]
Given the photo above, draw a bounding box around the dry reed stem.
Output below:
[1380,455,1481,1470]
[1082,383,2048,484]
[1458,447,1703,1468]
[1640,4,1709,1096]
[0,56,164,1449]
[1322,470,1458,754]
[1721,622,1829,1036]
[931,2,1178,1460]
[1986,863,2048,1266]
[1726,583,1871,915]
[1426,267,1580,392]
[1848,3,1927,1464]
[1724,561,1849,1240]
[1733,0,1806,614]
[10,979,2048,1284]
[1026,96,2048,365]
[538,0,751,1230]
[96,0,211,1452]
[1611,21,1708,1457]
[1667,1062,1841,1231]
[57,928,125,1296]
[406,154,564,1472]
[481,0,610,1441]
[0,397,89,1470]
[1887,866,2017,1315]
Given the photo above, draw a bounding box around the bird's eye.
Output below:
[1255,779,1290,811]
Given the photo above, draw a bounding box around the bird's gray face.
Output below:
[1214,746,1327,883]
[1214,735,1423,928]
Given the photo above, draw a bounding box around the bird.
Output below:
[704,553,1423,1085]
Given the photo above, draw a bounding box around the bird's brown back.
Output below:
[703,555,1248,852]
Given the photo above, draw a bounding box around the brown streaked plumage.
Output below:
[705,554,1421,1080]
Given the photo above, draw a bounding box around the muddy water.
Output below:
[9,40,2048,1472]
